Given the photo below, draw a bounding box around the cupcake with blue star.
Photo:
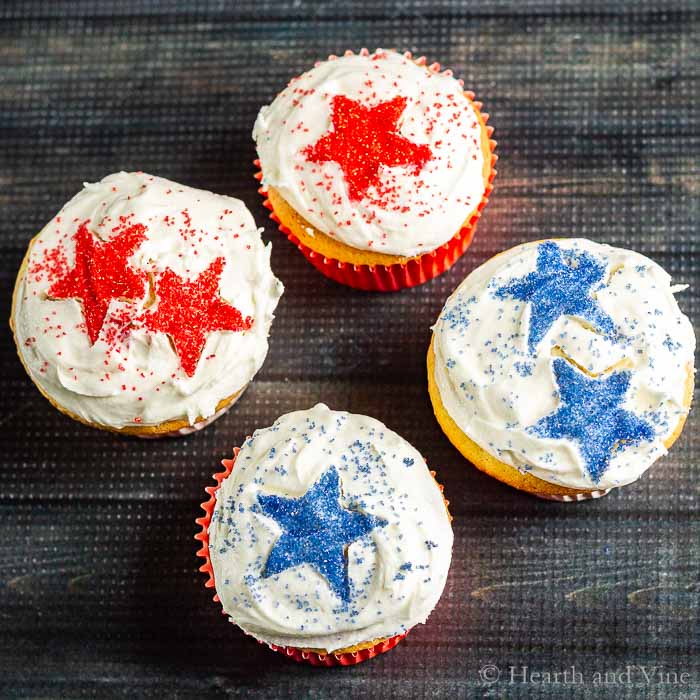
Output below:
[197,404,453,664]
[428,239,695,501]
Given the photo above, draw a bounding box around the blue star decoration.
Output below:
[530,358,654,482]
[495,241,616,353]
[256,467,387,603]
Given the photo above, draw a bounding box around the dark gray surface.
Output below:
[1,2,698,698]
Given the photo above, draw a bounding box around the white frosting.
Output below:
[208,404,453,652]
[13,172,283,429]
[432,239,695,491]
[253,49,486,257]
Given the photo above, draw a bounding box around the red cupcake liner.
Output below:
[194,447,409,666]
[254,50,497,292]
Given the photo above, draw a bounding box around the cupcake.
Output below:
[196,404,453,665]
[253,48,496,291]
[11,172,283,436]
[428,239,695,500]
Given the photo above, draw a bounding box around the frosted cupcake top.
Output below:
[432,239,695,491]
[12,172,283,429]
[253,49,487,257]
[208,404,453,652]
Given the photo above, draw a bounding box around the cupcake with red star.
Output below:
[253,48,496,291]
[11,172,283,436]
[196,404,453,665]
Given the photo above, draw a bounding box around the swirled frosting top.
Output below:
[432,239,695,491]
[253,49,487,257]
[208,404,453,652]
[13,172,283,429]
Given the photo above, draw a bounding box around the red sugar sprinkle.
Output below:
[302,95,432,201]
[47,222,147,344]
[139,257,253,377]
[29,242,68,285]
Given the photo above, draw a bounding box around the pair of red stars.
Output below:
[48,223,252,377]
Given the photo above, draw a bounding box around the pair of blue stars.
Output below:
[257,467,386,603]
[496,241,654,481]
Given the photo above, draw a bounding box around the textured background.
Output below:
[1,1,699,698]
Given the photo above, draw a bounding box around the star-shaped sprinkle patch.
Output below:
[48,222,147,344]
[302,95,433,201]
[257,466,386,603]
[140,257,253,377]
[495,241,616,353]
[530,358,654,482]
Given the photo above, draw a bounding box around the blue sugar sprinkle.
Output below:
[514,361,534,377]
[495,241,616,353]
[440,294,477,331]
[402,457,414,468]
[663,335,681,352]
[257,466,386,604]
[425,540,438,550]
[530,358,654,482]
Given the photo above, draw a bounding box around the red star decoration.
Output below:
[140,257,253,377]
[48,222,147,344]
[303,95,433,201]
